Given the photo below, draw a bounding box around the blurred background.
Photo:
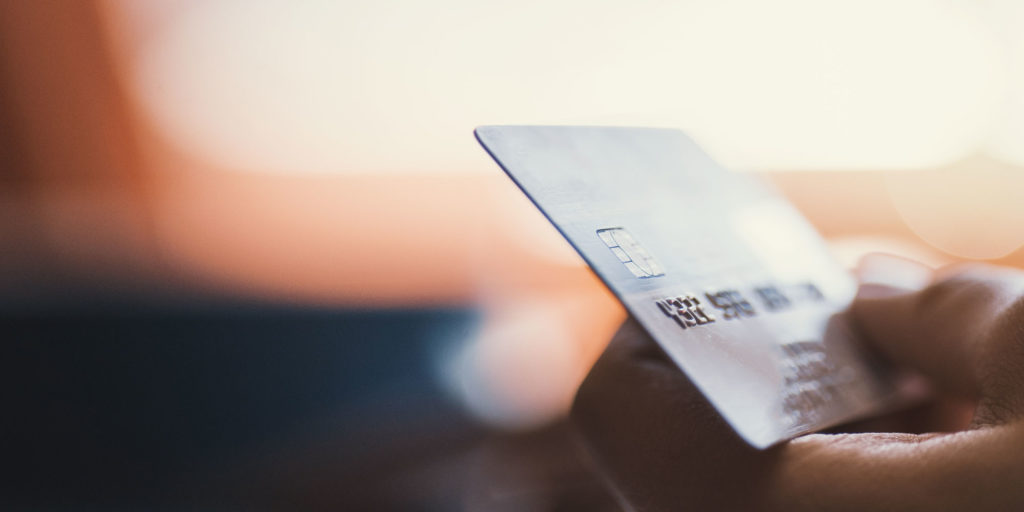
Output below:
[3,0,1024,509]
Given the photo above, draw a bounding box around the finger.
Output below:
[571,319,780,510]
[851,263,1024,397]
[574,319,1024,511]
[773,425,1024,511]
[854,252,933,293]
[824,397,976,435]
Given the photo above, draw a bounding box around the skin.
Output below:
[571,263,1024,511]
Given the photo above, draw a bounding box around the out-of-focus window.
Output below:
[111,0,1016,173]
[91,0,1024,426]
[7,0,1024,429]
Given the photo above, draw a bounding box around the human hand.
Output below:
[571,262,1024,511]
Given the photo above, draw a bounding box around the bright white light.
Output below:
[126,0,1005,173]
[978,0,1024,167]
[659,0,1005,170]
[443,303,581,430]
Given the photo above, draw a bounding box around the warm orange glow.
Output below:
[885,156,1024,260]
[146,165,594,306]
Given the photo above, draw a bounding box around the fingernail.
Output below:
[855,253,933,291]
[855,282,915,300]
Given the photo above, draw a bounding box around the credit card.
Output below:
[475,126,909,448]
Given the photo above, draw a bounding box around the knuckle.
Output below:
[983,296,1024,381]
[994,295,1024,337]
[967,294,1024,423]
[917,265,1024,319]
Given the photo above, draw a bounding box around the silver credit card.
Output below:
[475,126,908,448]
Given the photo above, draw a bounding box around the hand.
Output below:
[571,262,1024,511]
